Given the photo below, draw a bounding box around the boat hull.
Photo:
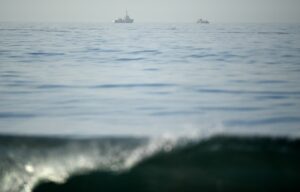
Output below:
[113,20,134,23]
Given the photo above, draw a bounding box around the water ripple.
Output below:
[116,57,145,61]
[0,112,36,118]
[129,50,161,55]
[92,83,176,89]
[226,116,300,127]
[197,88,300,95]
[198,106,264,112]
[28,52,65,56]
[36,85,75,89]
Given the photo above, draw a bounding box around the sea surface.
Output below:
[0,23,300,192]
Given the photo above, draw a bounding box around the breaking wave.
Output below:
[1,134,300,192]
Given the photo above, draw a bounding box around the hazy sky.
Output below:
[0,0,299,23]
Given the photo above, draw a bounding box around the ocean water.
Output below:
[1,23,300,191]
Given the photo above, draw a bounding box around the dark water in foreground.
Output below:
[1,135,299,192]
[1,23,300,191]
[34,136,300,192]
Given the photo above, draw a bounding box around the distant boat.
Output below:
[113,10,134,23]
[197,18,209,24]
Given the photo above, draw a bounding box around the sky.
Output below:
[0,0,300,23]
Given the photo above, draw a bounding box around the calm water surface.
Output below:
[0,23,300,137]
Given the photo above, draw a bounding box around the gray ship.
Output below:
[197,18,209,24]
[113,10,134,23]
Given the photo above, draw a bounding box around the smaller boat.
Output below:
[113,10,134,23]
[197,18,209,24]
